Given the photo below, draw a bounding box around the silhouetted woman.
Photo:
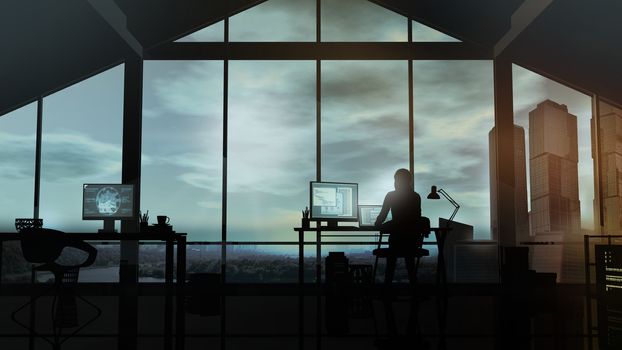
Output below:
[375,168,428,284]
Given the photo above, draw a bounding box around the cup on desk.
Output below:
[157,215,170,226]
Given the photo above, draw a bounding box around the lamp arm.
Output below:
[438,188,460,226]
[438,189,460,209]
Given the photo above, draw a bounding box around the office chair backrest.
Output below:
[418,216,431,237]
[19,228,66,264]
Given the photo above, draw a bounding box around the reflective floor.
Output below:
[0,283,613,350]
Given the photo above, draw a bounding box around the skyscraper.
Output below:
[529,100,581,237]
[594,102,622,234]
[489,125,530,245]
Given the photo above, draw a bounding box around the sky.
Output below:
[0,0,595,248]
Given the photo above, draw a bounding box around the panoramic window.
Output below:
[412,60,495,283]
[142,61,224,242]
[0,102,37,231]
[225,60,315,283]
[321,60,409,274]
[227,61,316,244]
[322,60,409,205]
[39,65,124,232]
[413,61,494,240]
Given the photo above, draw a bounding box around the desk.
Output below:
[0,232,187,350]
[0,232,187,286]
[293,226,451,285]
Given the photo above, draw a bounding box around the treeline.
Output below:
[2,245,436,283]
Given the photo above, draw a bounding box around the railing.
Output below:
[1,239,442,285]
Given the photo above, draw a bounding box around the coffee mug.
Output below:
[157,215,170,226]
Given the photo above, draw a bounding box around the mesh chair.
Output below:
[372,217,430,285]
[11,228,100,350]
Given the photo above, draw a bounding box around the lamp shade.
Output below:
[427,185,440,199]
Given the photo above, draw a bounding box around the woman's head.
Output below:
[394,168,413,191]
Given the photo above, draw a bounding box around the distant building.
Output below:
[529,100,581,237]
[594,103,622,234]
[560,235,585,283]
[528,233,563,281]
[528,228,586,283]
[489,125,530,245]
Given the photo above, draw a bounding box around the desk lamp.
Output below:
[427,185,460,227]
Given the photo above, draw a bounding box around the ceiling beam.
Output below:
[88,0,143,56]
[147,42,491,60]
[494,0,554,57]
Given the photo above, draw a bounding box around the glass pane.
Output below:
[142,61,224,242]
[61,243,120,283]
[413,61,494,241]
[322,60,409,206]
[40,65,124,232]
[230,0,315,41]
[322,0,407,42]
[228,61,316,242]
[175,21,224,42]
[412,20,460,42]
[226,245,299,283]
[513,65,594,235]
[512,64,593,283]
[595,100,622,234]
[0,102,36,231]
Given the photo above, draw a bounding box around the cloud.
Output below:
[0,132,36,180]
[322,61,407,111]
[197,200,222,209]
[512,65,591,123]
[40,133,122,182]
[411,21,460,42]
[322,0,407,41]
[145,152,222,193]
[142,108,162,119]
[145,61,224,119]
[230,0,316,41]
[0,131,122,183]
[412,61,494,181]
[226,61,316,196]
[178,21,224,42]
[144,61,316,198]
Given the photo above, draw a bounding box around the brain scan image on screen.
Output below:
[96,186,121,214]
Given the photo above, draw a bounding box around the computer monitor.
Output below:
[358,205,392,227]
[310,181,358,227]
[83,184,135,232]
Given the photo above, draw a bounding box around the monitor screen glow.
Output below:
[358,205,392,227]
[310,181,358,221]
[82,184,135,220]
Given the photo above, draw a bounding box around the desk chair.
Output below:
[11,228,100,350]
[372,217,430,285]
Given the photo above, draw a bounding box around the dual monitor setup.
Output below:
[310,181,390,228]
